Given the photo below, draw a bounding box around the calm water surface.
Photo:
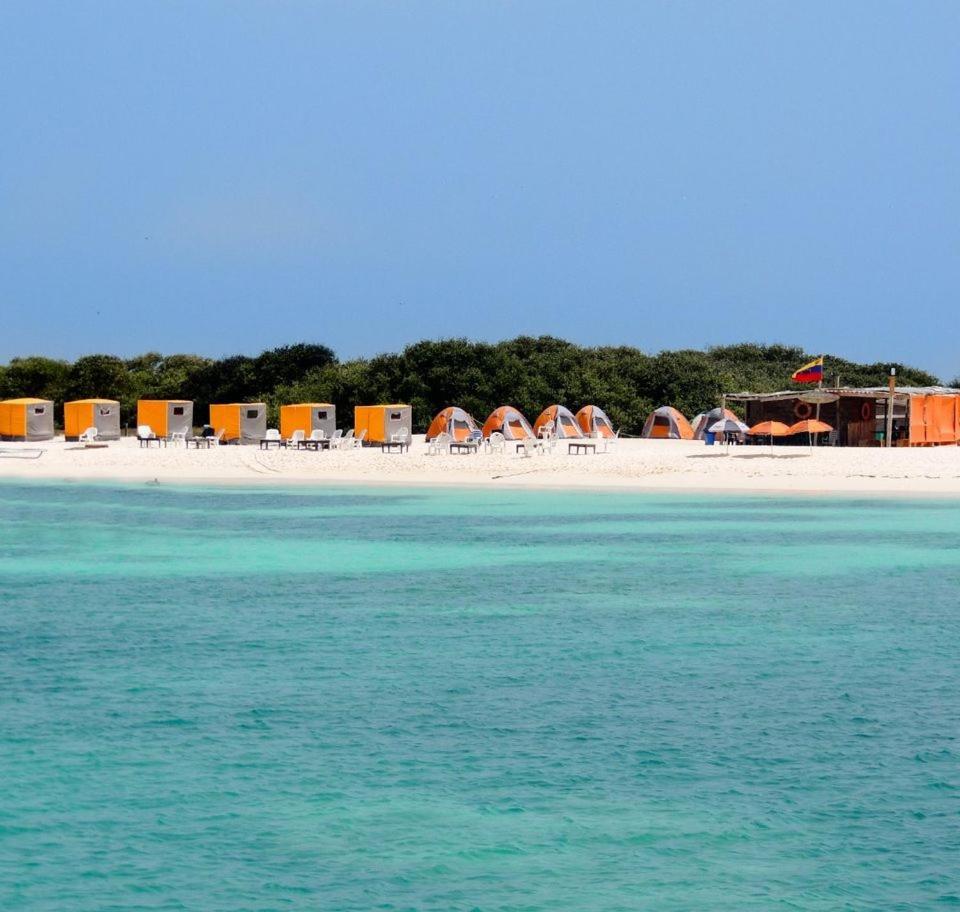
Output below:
[1,481,958,910]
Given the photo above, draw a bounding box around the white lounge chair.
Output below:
[287,429,305,448]
[352,429,366,449]
[330,429,344,447]
[335,429,354,449]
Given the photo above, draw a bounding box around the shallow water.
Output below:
[1,481,958,910]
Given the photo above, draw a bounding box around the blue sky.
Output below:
[2,2,958,377]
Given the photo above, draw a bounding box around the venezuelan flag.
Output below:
[792,356,824,384]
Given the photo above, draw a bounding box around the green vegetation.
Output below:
[0,339,939,434]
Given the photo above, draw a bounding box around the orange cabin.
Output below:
[64,399,121,441]
[0,398,55,441]
[354,405,412,443]
[209,403,267,444]
[137,400,194,438]
[280,403,336,440]
[908,394,960,446]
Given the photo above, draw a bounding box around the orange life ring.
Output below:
[861,402,871,421]
[794,401,813,420]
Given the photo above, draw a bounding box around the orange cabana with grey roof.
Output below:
[64,399,120,441]
[533,405,583,439]
[209,403,267,445]
[641,406,694,440]
[280,403,336,440]
[426,407,479,441]
[354,405,412,444]
[576,405,616,439]
[137,400,193,438]
[0,398,54,441]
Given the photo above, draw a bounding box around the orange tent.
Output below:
[641,406,694,440]
[533,405,582,439]
[576,405,616,438]
[426,407,479,441]
[482,406,534,440]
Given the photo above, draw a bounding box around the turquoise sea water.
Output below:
[1,481,958,911]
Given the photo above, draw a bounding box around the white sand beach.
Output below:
[3,436,960,495]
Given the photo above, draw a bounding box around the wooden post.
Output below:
[886,368,896,448]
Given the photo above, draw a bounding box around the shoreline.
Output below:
[3,436,960,498]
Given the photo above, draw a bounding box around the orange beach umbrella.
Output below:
[788,419,832,435]
[789,418,833,451]
[748,421,792,437]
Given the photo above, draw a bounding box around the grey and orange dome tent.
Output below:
[426,407,479,441]
[693,407,738,440]
[641,406,694,440]
[533,405,583,439]
[576,405,616,439]
[482,406,534,440]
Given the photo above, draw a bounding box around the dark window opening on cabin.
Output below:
[173,407,184,416]
[317,410,327,420]
[246,410,259,419]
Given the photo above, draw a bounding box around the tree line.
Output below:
[0,338,941,435]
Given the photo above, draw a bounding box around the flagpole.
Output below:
[814,356,823,446]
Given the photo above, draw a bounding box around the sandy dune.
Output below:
[3,436,960,495]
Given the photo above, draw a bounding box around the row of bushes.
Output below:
[0,338,940,435]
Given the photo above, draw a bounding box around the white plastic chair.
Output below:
[486,431,506,455]
[264,428,281,441]
[137,424,155,440]
[330,429,343,447]
[596,429,620,454]
[427,432,451,455]
[308,429,326,442]
[287,429,305,448]
[79,427,99,445]
[336,429,354,449]
[352,429,367,449]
